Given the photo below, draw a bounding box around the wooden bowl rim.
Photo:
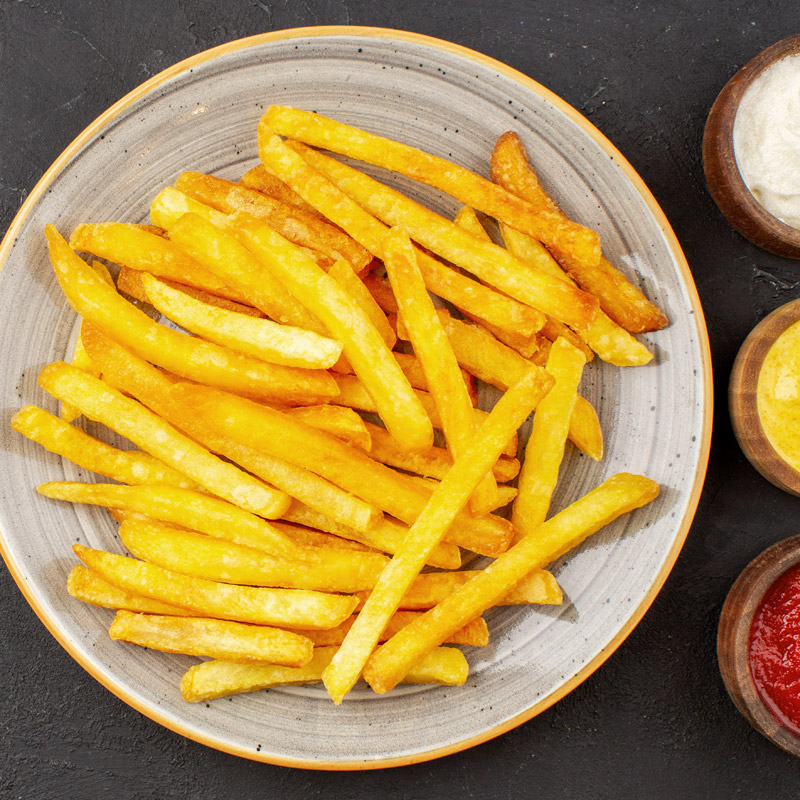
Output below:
[718,534,800,756]
[703,34,800,258]
[729,298,800,496]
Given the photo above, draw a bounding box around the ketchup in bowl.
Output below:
[749,562,800,734]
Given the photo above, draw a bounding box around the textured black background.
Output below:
[2,1,800,797]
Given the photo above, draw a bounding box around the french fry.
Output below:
[453,205,567,358]
[268,137,599,331]
[119,516,389,593]
[335,351,476,403]
[241,164,331,219]
[116,266,265,318]
[330,373,517,458]
[363,421,520,483]
[363,473,659,692]
[80,325,378,533]
[174,382,515,557]
[327,259,396,349]
[255,130,543,338]
[138,272,343,369]
[299,611,489,648]
[153,193,326,331]
[321,366,554,704]
[397,309,602,460]
[74,545,358,630]
[11,405,199,490]
[394,352,477,404]
[68,565,194,616]
[493,484,519,510]
[46,226,338,405]
[361,272,398,313]
[270,521,376,553]
[513,338,586,541]
[37,362,290,520]
[175,171,373,271]
[452,208,593,362]
[230,212,433,452]
[491,131,668,334]
[264,106,602,269]
[283,404,371,452]
[69,222,257,306]
[355,567,563,611]
[61,260,116,422]
[180,644,467,702]
[383,227,498,515]
[282,504,462,571]
[39,482,304,561]
[499,222,653,366]
[109,610,314,666]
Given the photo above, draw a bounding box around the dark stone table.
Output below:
[2,1,800,797]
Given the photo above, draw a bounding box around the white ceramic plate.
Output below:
[0,27,711,769]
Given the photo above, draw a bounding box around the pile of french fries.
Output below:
[12,107,665,705]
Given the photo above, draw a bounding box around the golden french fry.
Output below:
[453,205,551,357]
[154,194,326,331]
[273,137,600,331]
[255,129,543,338]
[354,567,563,611]
[492,484,519,510]
[491,131,668,334]
[499,222,653,366]
[452,210,593,363]
[364,473,659,692]
[74,545,358,629]
[397,309,602,460]
[363,421,520,483]
[383,226,498,515]
[361,272,398,313]
[230,212,433,451]
[327,259,396,349]
[110,610,314,666]
[37,362,289,520]
[68,565,193,616]
[39,482,304,561]
[330,373,517,458]
[180,644,467,702]
[282,504,462,571]
[117,266,265,318]
[391,352,477,404]
[174,382,514,557]
[264,106,602,270]
[298,611,489,648]
[270,521,376,553]
[46,226,337,405]
[11,405,199,490]
[241,164,330,219]
[321,365,554,704]
[69,222,256,305]
[118,516,389,593]
[283,405,371,452]
[139,272,342,369]
[80,325,378,533]
[176,171,373,271]
[513,338,586,541]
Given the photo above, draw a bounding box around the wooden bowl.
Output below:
[718,535,800,757]
[703,34,800,258]
[729,298,800,496]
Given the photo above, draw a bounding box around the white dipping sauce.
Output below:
[733,52,800,229]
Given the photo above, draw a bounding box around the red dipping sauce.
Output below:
[749,562,800,734]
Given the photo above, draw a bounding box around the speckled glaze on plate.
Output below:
[0,27,711,769]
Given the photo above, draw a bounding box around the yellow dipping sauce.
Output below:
[757,318,800,472]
